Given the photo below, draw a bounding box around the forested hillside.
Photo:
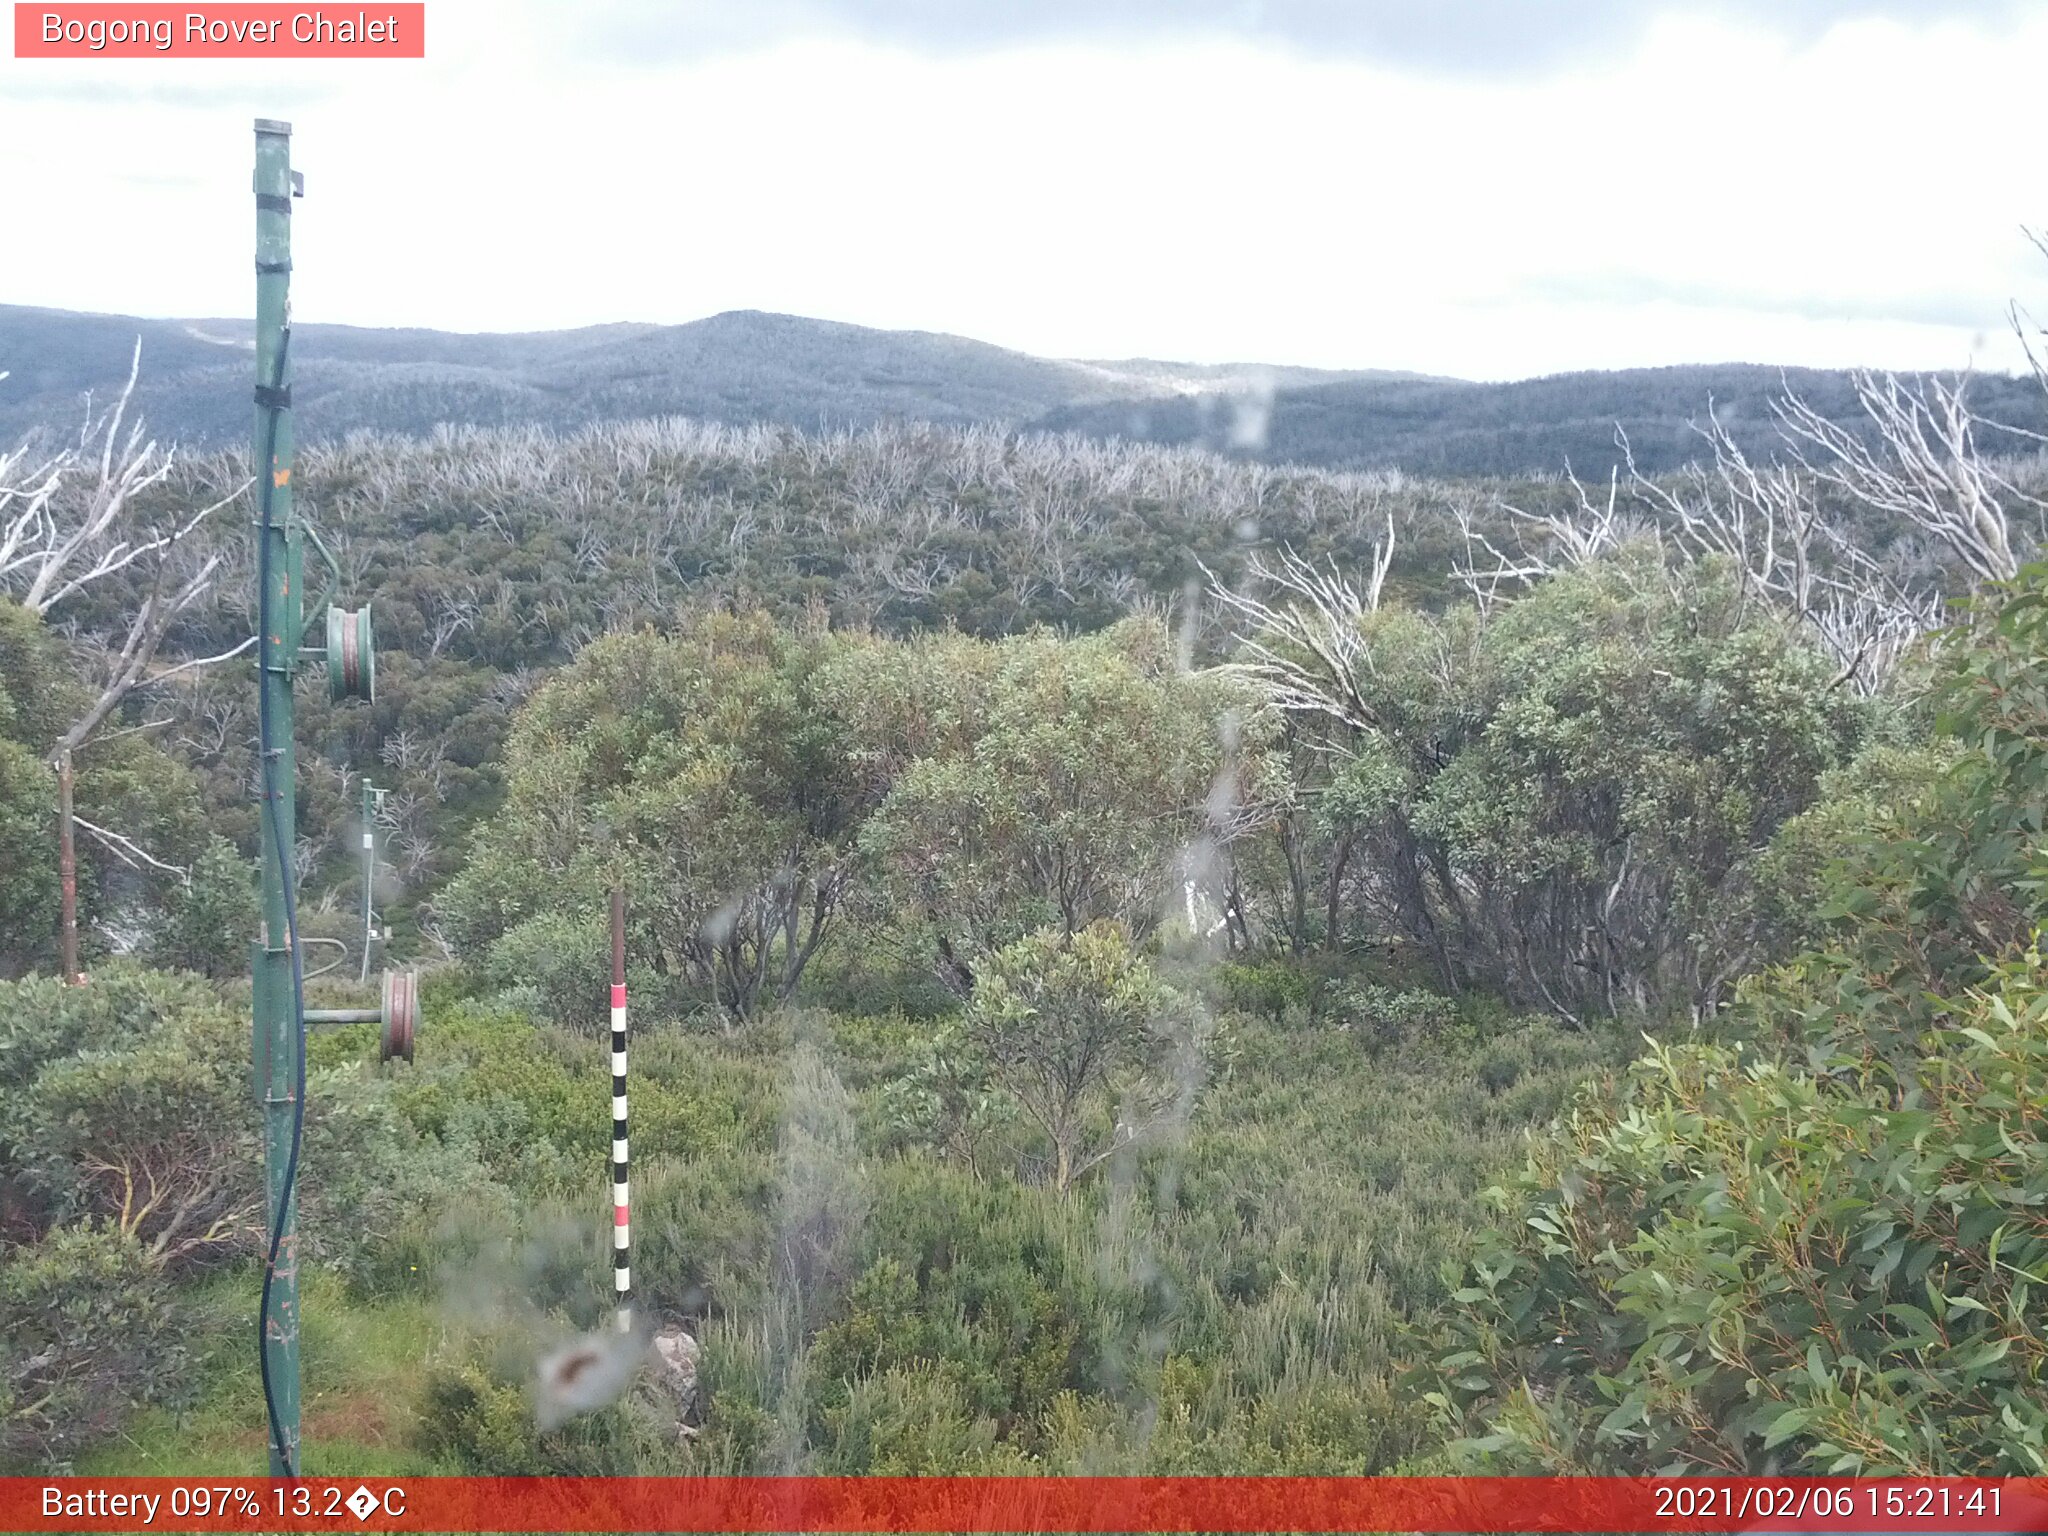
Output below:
[11,302,2038,479]
[1039,363,2048,478]
[3,340,2046,1479]
[0,306,1141,447]
[0,305,1408,453]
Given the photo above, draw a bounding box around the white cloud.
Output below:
[0,2,2039,378]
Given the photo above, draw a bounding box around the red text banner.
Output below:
[13,5,425,57]
[8,1477,2048,1533]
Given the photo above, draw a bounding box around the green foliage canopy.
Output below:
[1438,565,2048,1476]
[960,922,1202,1195]
[839,621,1245,983]
[1228,552,1875,1019]
[442,611,868,1020]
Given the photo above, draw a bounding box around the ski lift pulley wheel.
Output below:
[327,605,375,702]
[380,968,418,1062]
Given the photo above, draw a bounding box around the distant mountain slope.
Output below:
[0,306,1152,448]
[4,303,2036,478]
[1035,364,2047,478]
[1067,357,1449,393]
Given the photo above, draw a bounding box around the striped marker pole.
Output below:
[609,884,632,1334]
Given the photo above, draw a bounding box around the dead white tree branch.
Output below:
[72,814,189,878]
[142,633,258,687]
[1203,514,1395,733]
[1616,409,1945,692]
[1451,465,1649,608]
[1775,369,2031,585]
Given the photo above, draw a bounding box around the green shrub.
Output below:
[415,1312,707,1475]
[877,1019,1019,1180]
[0,1224,185,1470]
[298,1063,503,1295]
[389,1002,780,1197]
[416,1354,637,1475]
[1443,960,2048,1476]
[475,909,614,1030]
[1333,982,1460,1047]
[1438,567,2048,1476]
[1744,741,1953,960]
[961,923,1205,1195]
[0,966,258,1265]
[145,836,256,980]
[0,965,228,1113]
[1212,959,1323,1020]
[794,939,957,1021]
[814,1361,1031,1473]
[803,1160,1126,1434]
[627,1151,775,1323]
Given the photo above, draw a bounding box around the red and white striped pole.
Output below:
[609,884,632,1334]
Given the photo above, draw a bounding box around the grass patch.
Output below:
[74,1270,456,1477]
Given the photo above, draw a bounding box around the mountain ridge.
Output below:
[4,303,2036,478]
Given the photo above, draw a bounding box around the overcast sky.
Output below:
[2,0,2043,380]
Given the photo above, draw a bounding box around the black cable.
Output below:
[254,323,306,1477]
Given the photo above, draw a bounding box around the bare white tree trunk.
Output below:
[2,341,249,976]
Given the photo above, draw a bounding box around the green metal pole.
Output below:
[251,116,301,1477]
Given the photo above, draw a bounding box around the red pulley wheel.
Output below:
[380,968,417,1062]
[327,606,376,702]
